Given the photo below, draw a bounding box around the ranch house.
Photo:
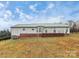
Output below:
[11,23,70,38]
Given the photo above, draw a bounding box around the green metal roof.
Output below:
[11,23,69,28]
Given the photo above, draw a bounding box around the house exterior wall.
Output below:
[11,27,37,36]
[11,26,70,38]
[11,28,21,36]
[43,27,70,34]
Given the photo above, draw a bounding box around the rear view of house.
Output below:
[11,23,70,38]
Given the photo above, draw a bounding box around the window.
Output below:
[32,29,34,30]
[45,30,47,33]
[53,29,56,33]
[23,28,25,31]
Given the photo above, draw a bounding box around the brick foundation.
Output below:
[18,33,65,38]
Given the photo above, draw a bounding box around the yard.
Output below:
[0,33,79,58]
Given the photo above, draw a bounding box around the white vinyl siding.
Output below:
[11,26,70,36]
[21,28,37,34]
[11,28,21,36]
[43,28,69,33]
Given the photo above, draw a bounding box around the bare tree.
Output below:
[68,20,77,32]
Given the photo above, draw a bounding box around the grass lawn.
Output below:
[0,33,79,58]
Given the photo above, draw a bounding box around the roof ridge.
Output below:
[11,23,69,28]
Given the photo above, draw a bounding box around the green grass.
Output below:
[0,33,79,58]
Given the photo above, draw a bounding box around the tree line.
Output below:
[0,30,11,40]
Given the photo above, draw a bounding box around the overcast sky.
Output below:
[0,1,79,30]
